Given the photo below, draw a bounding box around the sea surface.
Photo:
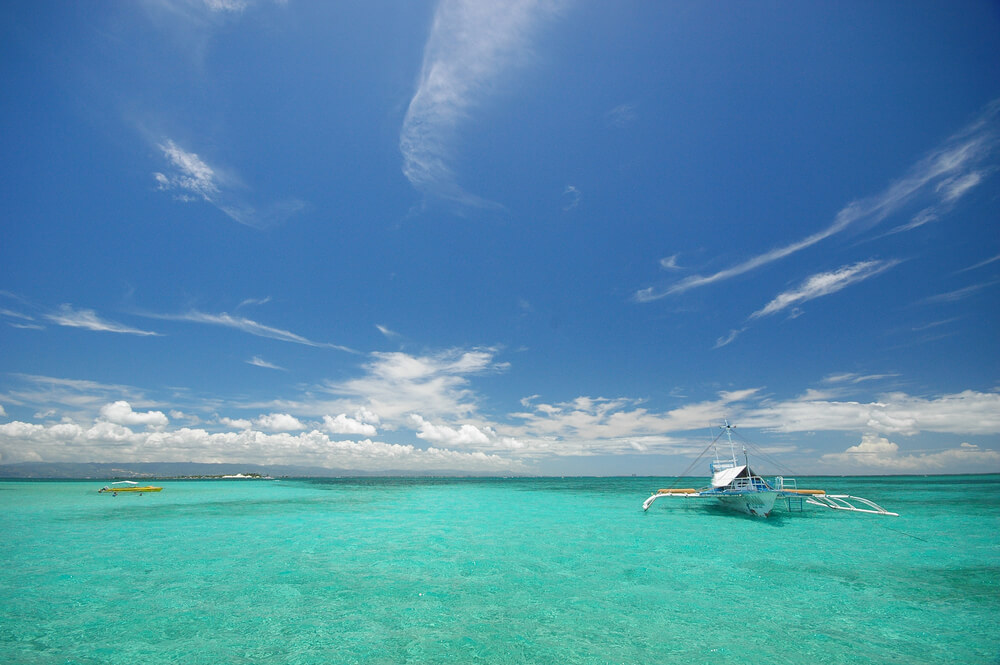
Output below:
[1,476,998,664]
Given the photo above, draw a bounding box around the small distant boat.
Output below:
[643,422,897,517]
[98,481,162,495]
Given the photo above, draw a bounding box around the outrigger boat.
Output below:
[98,481,162,495]
[643,422,896,517]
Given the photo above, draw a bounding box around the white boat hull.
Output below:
[715,491,778,517]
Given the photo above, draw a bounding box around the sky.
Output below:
[1,0,999,476]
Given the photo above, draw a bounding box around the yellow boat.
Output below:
[98,481,162,495]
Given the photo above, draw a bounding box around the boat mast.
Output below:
[721,420,739,466]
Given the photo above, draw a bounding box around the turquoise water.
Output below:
[1,476,998,664]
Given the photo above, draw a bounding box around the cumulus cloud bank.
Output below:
[820,434,1000,473]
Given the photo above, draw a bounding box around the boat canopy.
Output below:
[110,481,138,486]
[711,465,749,488]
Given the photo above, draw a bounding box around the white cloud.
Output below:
[154,138,306,229]
[820,434,1000,473]
[0,420,523,472]
[247,356,284,370]
[714,328,745,349]
[219,417,252,430]
[741,389,1000,436]
[376,324,400,339]
[323,413,378,437]
[921,280,998,305]
[237,296,272,309]
[1,375,148,418]
[961,253,1000,273]
[607,102,637,127]
[937,170,985,202]
[635,100,1000,301]
[750,259,900,319]
[46,305,161,336]
[659,254,682,271]
[204,0,248,11]
[0,404,6,418]
[324,348,506,423]
[822,373,897,385]
[155,310,354,351]
[399,0,563,207]
[156,139,220,201]
[504,390,761,457]
[410,414,491,446]
[99,401,169,428]
[254,413,305,432]
[562,185,580,211]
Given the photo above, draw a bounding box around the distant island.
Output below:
[0,461,519,479]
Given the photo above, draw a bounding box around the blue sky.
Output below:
[1,0,999,475]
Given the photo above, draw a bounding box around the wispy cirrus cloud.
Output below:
[714,259,900,348]
[960,253,1000,273]
[399,0,564,208]
[562,185,581,211]
[636,99,1000,302]
[153,310,355,352]
[247,356,284,370]
[920,279,999,305]
[46,304,161,336]
[154,139,306,229]
[750,259,900,319]
[607,102,637,128]
[376,324,400,339]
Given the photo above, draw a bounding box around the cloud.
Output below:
[237,296,272,309]
[659,254,682,271]
[750,259,900,319]
[607,102,637,127]
[46,305,161,336]
[376,324,400,339]
[921,280,999,305]
[960,253,1000,273]
[822,373,897,385]
[204,0,248,11]
[154,139,306,228]
[1,375,149,418]
[820,434,1000,473]
[0,404,6,418]
[219,416,252,429]
[254,413,305,432]
[247,356,284,370]
[635,99,1000,301]
[714,328,746,349]
[399,0,563,207]
[0,420,523,472]
[155,310,354,351]
[740,389,1000,436]
[323,413,378,437]
[323,348,507,423]
[155,139,220,201]
[937,170,985,202]
[99,401,169,428]
[562,185,581,211]
[410,414,492,446]
[504,390,761,457]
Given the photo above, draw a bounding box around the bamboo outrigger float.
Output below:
[643,422,897,517]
